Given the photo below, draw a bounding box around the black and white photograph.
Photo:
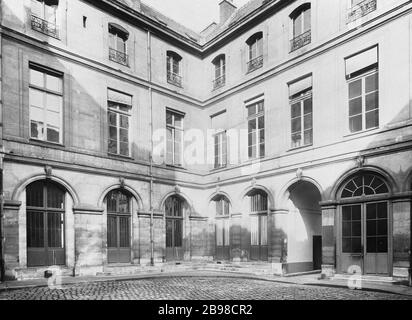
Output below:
[0,0,411,309]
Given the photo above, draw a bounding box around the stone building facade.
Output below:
[0,0,411,281]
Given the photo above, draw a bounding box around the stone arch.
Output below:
[240,184,275,210]
[207,190,233,206]
[277,176,324,209]
[158,190,194,215]
[330,166,397,201]
[12,173,80,206]
[98,183,143,210]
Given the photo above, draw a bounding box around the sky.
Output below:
[143,0,251,32]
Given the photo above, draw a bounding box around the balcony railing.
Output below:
[247,55,263,73]
[31,15,59,39]
[290,30,311,52]
[109,48,129,66]
[167,72,182,87]
[213,75,226,90]
[347,0,377,23]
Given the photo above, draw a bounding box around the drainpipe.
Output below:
[147,29,155,267]
[0,154,4,282]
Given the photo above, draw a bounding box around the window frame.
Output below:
[213,130,228,169]
[246,100,265,160]
[212,55,226,89]
[166,109,184,167]
[347,68,379,134]
[290,90,313,149]
[29,64,64,145]
[107,91,132,158]
[166,52,183,87]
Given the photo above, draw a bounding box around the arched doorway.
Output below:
[26,180,66,267]
[286,181,322,272]
[165,195,185,261]
[247,189,268,261]
[337,172,391,275]
[106,189,132,264]
[213,195,230,261]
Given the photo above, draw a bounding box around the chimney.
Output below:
[219,0,237,24]
[124,0,141,12]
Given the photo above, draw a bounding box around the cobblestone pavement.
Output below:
[0,277,410,300]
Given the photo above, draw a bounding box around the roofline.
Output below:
[84,0,295,58]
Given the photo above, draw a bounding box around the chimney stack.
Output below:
[219,0,237,24]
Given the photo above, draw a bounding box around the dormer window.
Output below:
[167,51,183,87]
[347,0,377,23]
[246,32,263,73]
[30,0,59,39]
[212,54,226,90]
[109,23,129,66]
[290,3,311,52]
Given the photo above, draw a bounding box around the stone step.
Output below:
[15,267,74,281]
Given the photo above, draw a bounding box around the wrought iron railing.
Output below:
[213,75,226,90]
[247,55,263,73]
[290,30,311,52]
[31,14,59,39]
[167,72,182,87]
[347,0,377,23]
[109,48,129,66]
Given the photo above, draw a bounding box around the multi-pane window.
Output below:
[167,51,182,87]
[246,33,263,73]
[212,55,226,89]
[249,191,268,248]
[215,196,230,248]
[345,46,379,133]
[109,24,129,66]
[29,65,63,144]
[166,109,184,166]
[348,70,379,133]
[31,0,59,38]
[290,4,311,51]
[108,89,132,157]
[289,76,313,148]
[247,100,265,159]
[342,205,362,253]
[214,131,227,169]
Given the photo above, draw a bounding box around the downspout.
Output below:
[147,29,155,267]
[0,0,5,283]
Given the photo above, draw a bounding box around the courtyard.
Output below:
[0,275,410,300]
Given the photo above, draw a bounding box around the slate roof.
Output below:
[113,0,279,45]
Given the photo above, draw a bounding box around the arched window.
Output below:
[213,195,230,260]
[167,51,183,87]
[108,23,129,66]
[338,172,391,275]
[106,189,132,263]
[248,189,268,261]
[246,32,263,73]
[212,54,226,89]
[165,195,184,261]
[340,173,389,198]
[290,3,311,51]
[31,0,59,38]
[26,180,65,267]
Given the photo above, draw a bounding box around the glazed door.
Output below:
[216,218,230,261]
[340,203,389,275]
[250,215,268,261]
[107,215,131,264]
[364,202,389,275]
[166,218,183,261]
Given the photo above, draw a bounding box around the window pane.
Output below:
[120,115,129,129]
[365,109,379,129]
[377,237,388,253]
[174,115,183,128]
[248,105,256,117]
[304,129,313,145]
[303,98,312,114]
[349,97,362,116]
[292,118,301,133]
[377,203,388,219]
[248,119,256,131]
[352,221,361,237]
[47,127,60,143]
[30,89,44,109]
[365,92,378,112]
[342,222,351,237]
[367,237,377,253]
[304,114,312,129]
[46,94,62,113]
[258,116,264,129]
[291,103,301,118]
[349,115,362,133]
[107,216,117,248]
[120,142,129,156]
[46,74,62,93]
[342,238,351,253]
[108,139,117,154]
[367,220,377,236]
[303,8,311,32]
[349,79,362,99]
[119,128,128,143]
[352,205,361,220]
[31,0,43,18]
[47,212,63,248]
[30,69,44,87]
[365,73,378,93]
[27,211,44,248]
[352,237,361,253]
[166,112,173,125]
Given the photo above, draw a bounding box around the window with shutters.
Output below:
[109,23,129,66]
